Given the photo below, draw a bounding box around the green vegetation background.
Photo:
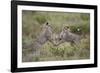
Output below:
[22,10,90,62]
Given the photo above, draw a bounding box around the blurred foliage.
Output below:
[70,23,90,34]
[22,10,90,62]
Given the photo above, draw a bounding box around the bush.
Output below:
[70,23,90,35]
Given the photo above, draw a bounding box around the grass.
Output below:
[22,10,90,62]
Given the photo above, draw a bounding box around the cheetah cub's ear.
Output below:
[62,26,70,32]
[46,22,52,27]
[46,22,49,25]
